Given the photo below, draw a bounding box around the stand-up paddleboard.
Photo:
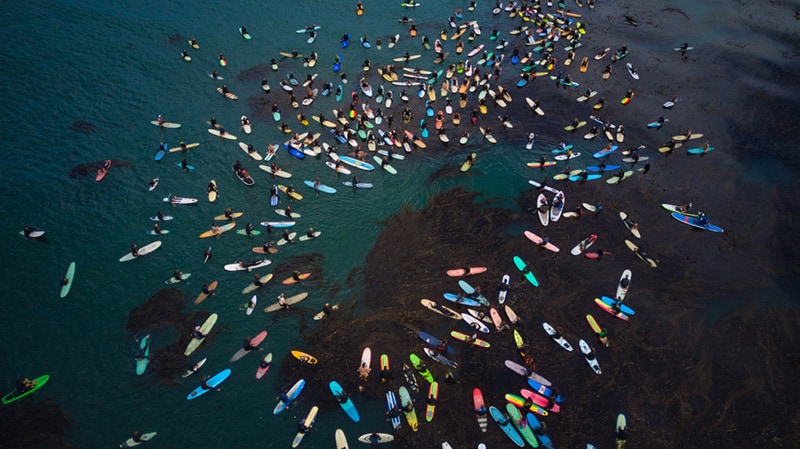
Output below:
[230,330,267,362]
[120,431,157,447]
[536,193,549,226]
[194,280,218,304]
[330,380,360,422]
[524,231,559,252]
[119,241,162,262]
[187,368,230,400]
[264,292,308,312]
[291,350,318,365]
[570,234,598,255]
[550,190,565,222]
[274,378,306,414]
[512,256,538,286]
[60,262,76,298]
[199,222,236,238]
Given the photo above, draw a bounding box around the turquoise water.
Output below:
[2,0,800,448]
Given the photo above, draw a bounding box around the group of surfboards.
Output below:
[11,0,719,447]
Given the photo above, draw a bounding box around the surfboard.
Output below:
[265,292,308,312]
[60,262,76,298]
[194,280,218,304]
[184,313,218,356]
[291,350,318,365]
[199,222,236,238]
[208,129,238,140]
[150,120,181,129]
[187,368,231,400]
[119,241,162,262]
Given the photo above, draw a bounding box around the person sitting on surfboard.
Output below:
[306,227,316,239]
[291,270,302,281]
[191,326,206,340]
[131,431,143,443]
[282,230,295,245]
[16,378,35,392]
[245,223,254,237]
[173,270,183,282]
[130,243,140,257]
[277,294,287,308]
[199,375,211,391]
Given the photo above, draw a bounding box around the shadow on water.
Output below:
[0,399,74,449]
[68,159,135,179]
[274,187,800,449]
